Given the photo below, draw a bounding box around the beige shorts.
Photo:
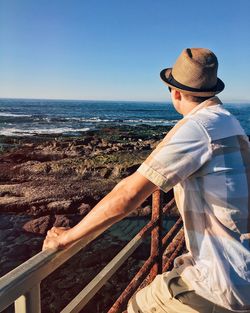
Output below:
[127,268,246,313]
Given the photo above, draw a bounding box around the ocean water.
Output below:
[0,98,250,136]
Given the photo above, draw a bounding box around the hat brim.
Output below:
[160,68,225,97]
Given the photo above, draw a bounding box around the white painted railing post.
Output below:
[14,284,41,313]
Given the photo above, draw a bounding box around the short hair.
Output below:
[183,93,212,103]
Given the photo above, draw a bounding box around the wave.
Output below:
[31,117,115,123]
[0,112,32,117]
[0,113,179,126]
[47,117,179,125]
[64,117,115,123]
[0,127,90,137]
[124,119,179,125]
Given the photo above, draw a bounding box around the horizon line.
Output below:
[0,96,250,104]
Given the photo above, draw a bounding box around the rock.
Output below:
[0,260,22,276]
[28,204,49,216]
[53,215,72,228]
[99,167,112,178]
[110,166,121,178]
[0,218,12,229]
[0,229,13,241]
[47,200,72,213]
[126,164,140,175]
[23,215,52,235]
[80,245,121,268]
[82,137,94,145]
[77,203,91,215]
[0,124,177,313]
[7,244,31,260]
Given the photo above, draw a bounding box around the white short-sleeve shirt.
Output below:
[138,97,250,311]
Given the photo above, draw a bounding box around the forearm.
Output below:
[64,180,134,244]
[62,173,156,246]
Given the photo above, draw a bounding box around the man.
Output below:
[43,48,250,313]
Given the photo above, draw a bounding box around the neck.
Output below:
[181,100,201,116]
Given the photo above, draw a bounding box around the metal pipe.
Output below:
[162,197,176,215]
[150,189,163,280]
[163,233,185,272]
[162,217,183,251]
[107,256,156,313]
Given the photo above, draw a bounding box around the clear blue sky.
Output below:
[0,0,250,102]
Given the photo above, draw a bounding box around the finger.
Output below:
[47,230,59,237]
[42,238,60,251]
[46,233,59,239]
[52,226,70,235]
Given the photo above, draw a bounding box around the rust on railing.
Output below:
[162,217,183,252]
[163,231,185,272]
[107,256,157,313]
[149,189,163,279]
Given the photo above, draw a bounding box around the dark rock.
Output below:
[0,260,22,276]
[82,137,94,145]
[0,229,13,241]
[80,245,121,268]
[23,215,52,235]
[125,163,140,175]
[0,218,12,229]
[7,244,31,260]
[99,167,112,178]
[53,215,72,228]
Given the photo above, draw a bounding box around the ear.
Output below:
[172,89,182,101]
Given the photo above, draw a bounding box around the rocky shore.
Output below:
[0,124,178,313]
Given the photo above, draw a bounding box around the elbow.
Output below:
[110,172,156,217]
[111,179,136,216]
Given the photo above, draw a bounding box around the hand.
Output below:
[42,226,71,251]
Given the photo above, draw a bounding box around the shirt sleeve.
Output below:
[137,118,212,192]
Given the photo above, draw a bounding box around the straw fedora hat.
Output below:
[160,48,225,96]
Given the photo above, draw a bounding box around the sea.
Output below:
[0,98,250,137]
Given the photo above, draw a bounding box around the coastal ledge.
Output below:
[0,124,174,217]
[0,124,179,313]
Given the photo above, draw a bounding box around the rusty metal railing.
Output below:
[0,189,185,313]
[107,189,184,313]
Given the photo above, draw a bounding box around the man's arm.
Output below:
[42,171,157,250]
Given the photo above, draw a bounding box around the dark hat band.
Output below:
[168,72,218,92]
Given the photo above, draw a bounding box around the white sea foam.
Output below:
[124,119,179,125]
[33,117,51,122]
[65,117,114,122]
[0,112,32,117]
[0,127,90,136]
[64,117,179,125]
